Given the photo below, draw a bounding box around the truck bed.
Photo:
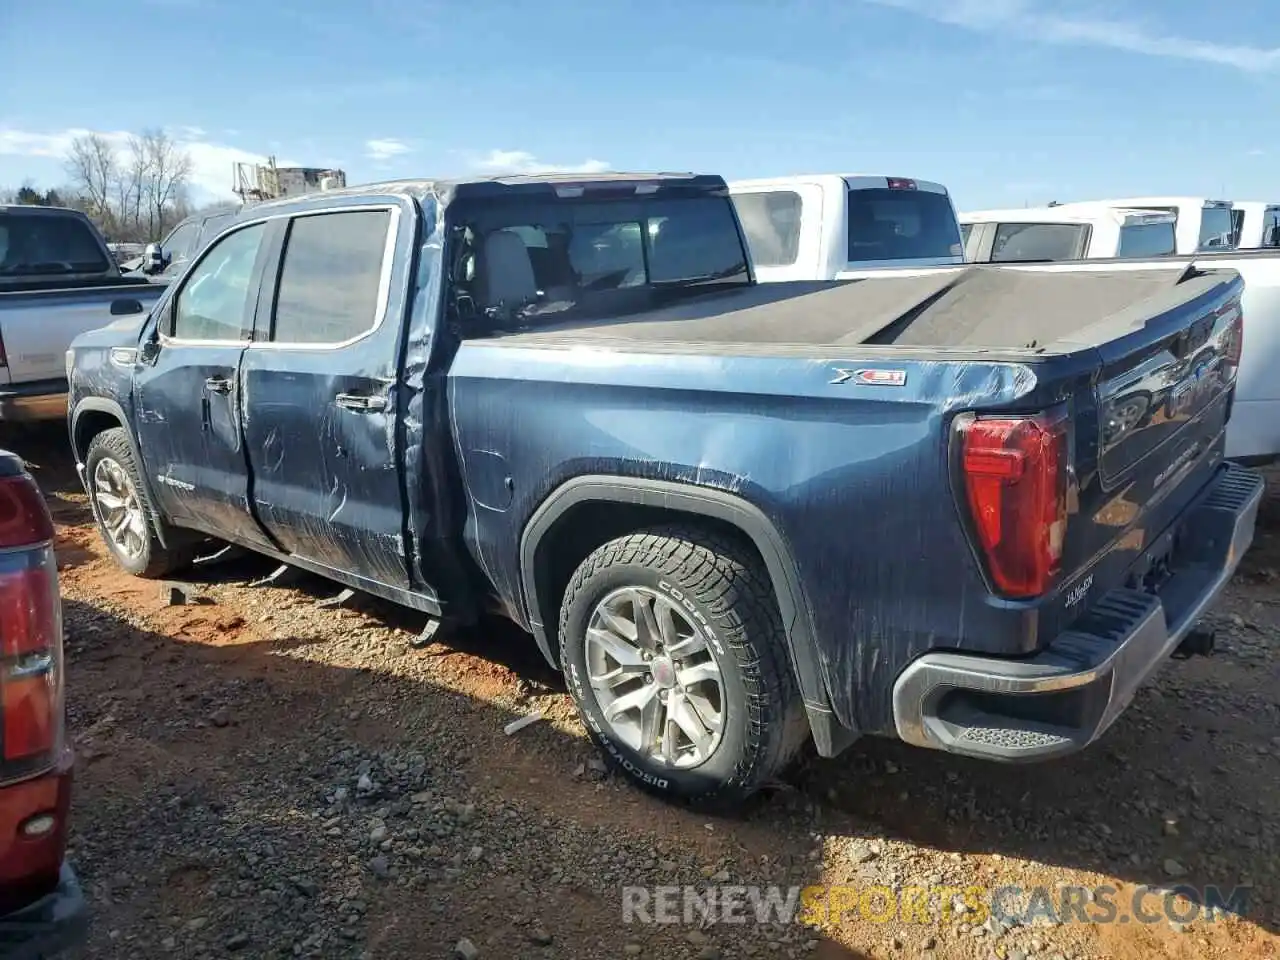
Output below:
[488,264,1228,354]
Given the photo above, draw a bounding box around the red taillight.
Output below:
[0,470,63,772]
[959,414,1068,598]
[886,178,918,190]
[0,562,57,657]
[0,476,55,550]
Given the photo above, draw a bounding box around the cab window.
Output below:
[168,224,266,341]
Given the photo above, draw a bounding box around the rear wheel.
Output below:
[84,428,193,578]
[558,525,806,807]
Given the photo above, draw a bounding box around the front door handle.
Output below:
[205,376,232,394]
[335,393,387,412]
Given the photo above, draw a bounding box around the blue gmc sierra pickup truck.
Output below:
[65,172,1263,806]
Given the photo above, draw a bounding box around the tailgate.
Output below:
[1093,271,1242,484]
[1064,267,1244,588]
[0,287,156,385]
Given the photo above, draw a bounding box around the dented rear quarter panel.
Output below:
[447,341,1105,734]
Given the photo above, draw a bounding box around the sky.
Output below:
[1,0,1277,211]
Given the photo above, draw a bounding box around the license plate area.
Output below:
[1126,527,1179,595]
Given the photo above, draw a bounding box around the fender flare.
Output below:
[518,475,856,756]
[70,397,171,549]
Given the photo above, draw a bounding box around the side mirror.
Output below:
[139,335,160,364]
[109,298,144,317]
[144,242,165,274]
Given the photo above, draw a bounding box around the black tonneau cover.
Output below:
[489,265,1231,353]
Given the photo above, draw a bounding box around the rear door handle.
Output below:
[335,393,387,412]
[205,376,232,394]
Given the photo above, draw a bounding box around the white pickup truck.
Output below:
[0,206,163,420]
[960,206,1178,262]
[728,174,964,281]
[1231,202,1280,250]
[1046,197,1235,254]
[998,251,1280,464]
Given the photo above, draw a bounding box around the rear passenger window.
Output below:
[731,191,802,267]
[271,210,392,344]
[990,223,1086,262]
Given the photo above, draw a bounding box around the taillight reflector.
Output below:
[3,668,56,761]
[959,414,1068,598]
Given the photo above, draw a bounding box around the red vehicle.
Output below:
[0,450,84,957]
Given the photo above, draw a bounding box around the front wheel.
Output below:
[558,526,806,807]
[84,428,193,578]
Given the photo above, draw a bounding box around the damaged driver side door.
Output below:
[239,203,412,591]
[133,220,277,550]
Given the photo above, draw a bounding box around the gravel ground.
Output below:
[8,424,1278,960]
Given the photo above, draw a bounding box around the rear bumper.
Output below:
[0,380,69,423]
[0,863,88,959]
[892,463,1264,761]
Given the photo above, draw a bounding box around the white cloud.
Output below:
[0,126,297,199]
[472,149,610,175]
[863,0,1280,72]
[365,138,411,161]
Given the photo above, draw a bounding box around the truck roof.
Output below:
[961,206,1176,226]
[728,173,951,195]
[245,172,727,216]
[1052,196,1232,212]
[0,204,92,217]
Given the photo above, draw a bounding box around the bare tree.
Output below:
[117,135,148,234]
[65,134,118,227]
[56,129,195,241]
[139,129,193,239]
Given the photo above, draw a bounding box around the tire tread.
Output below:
[559,524,806,806]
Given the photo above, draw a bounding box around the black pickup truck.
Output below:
[66,173,1262,806]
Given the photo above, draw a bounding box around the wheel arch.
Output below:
[518,476,857,756]
[71,398,171,548]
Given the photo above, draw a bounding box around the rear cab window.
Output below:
[846,183,962,263]
[452,192,750,329]
[0,210,110,278]
[1117,220,1177,258]
[1197,204,1235,250]
[989,222,1087,262]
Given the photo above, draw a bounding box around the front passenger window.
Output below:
[169,223,265,341]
